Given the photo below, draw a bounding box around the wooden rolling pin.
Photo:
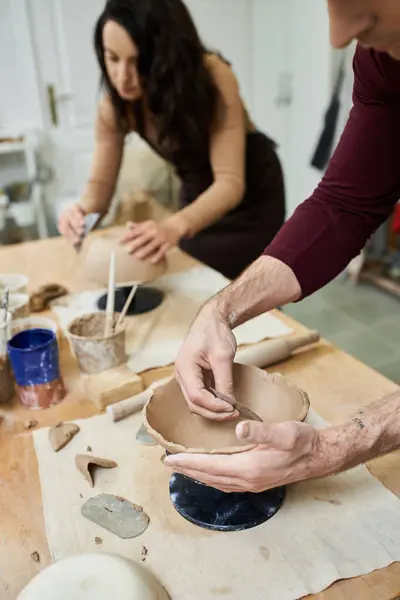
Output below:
[108,376,172,422]
[235,330,320,368]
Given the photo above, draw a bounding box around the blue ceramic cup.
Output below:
[7,328,65,409]
[8,328,60,385]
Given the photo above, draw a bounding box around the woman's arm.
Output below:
[176,56,246,238]
[79,96,125,216]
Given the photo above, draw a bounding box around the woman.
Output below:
[58,0,285,280]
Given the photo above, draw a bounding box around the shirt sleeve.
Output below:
[263,46,400,298]
[178,56,246,237]
[79,96,125,215]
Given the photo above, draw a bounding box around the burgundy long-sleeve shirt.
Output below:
[264,45,400,298]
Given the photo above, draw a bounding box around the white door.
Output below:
[28,0,104,206]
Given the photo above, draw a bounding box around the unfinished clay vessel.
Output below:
[67,312,126,374]
[81,227,167,286]
[144,364,310,455]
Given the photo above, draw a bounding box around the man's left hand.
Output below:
[164,420,327,493]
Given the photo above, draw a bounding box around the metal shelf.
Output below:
[0,141,26,155]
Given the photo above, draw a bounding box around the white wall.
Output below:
[185,0,254,109]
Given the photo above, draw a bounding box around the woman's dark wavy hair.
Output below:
[94,0,219,148]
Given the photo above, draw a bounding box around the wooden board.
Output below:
[0,233,399,600]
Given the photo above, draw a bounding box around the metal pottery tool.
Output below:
[209,386,263,422]
[74,212,100,253]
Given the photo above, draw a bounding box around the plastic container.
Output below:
[0,273,29,294]
[0,311,14,403]
[7,328,65,409]
[67,312,126,374]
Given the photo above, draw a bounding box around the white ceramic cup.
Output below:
[0,274,29,294]
[10,316,58,339]
[0,310,11,356]
[9,293,30,320]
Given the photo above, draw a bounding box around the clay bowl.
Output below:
[144,364,310,455]
[81,227,167,286]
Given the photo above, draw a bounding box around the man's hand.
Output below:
[164,420,324,492]
[120,216,187,264]
[175,304,240,421]
[58,204,86,245]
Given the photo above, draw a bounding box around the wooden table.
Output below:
[1,235,399,600]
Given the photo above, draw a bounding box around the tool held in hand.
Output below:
[209,386,263,422]
[73,212,100,253]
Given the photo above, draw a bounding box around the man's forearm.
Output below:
[317,391,400,477]
[210,256,302,329]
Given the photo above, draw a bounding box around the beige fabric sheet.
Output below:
[33,408,400,600]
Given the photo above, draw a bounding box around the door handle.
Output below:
[47,84,58,127]
[274,72,293,107]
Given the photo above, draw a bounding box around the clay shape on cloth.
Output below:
[17,553,169,600]
[75,454,118,487]
[49,422,80,452]
[81,227,167,286]
[144,365,310,454]
[81,494,150,539]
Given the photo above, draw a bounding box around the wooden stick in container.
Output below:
[104,251,115,337]
[115,284,138,330]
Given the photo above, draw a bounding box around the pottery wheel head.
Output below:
[81,227,167,286]
[144,364,310,455]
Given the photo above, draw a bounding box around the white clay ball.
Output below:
[18,553,170,600]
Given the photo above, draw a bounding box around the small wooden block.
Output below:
[84,365,143,410]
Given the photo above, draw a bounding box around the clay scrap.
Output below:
[136,422,157,446]
[81,493,149,539]
[49,422,80,452]
[75,454,117,488]
[30,283,69,312]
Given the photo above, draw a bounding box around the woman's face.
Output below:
[103,20,143,100]
[328,0,400,59]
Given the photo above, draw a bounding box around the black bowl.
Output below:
[97,285,165,316]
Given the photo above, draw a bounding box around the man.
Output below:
[164,0,400,493]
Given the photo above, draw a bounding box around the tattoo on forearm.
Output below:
[352,416,365,430]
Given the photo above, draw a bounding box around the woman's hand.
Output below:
[58,204,86,245]
[120,216,187,263]
[164,420,327,493]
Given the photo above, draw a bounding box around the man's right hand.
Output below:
[58,204,86,245]
[175,303,240,421]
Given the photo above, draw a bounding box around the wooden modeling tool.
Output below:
[104,251,115,337]
[115,284,138,330]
